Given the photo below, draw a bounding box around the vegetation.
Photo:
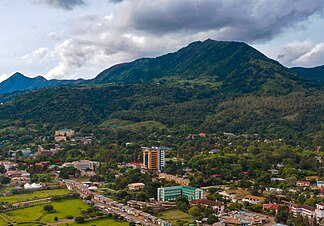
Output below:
[0,189,71,204]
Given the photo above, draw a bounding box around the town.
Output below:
[0,128,323,226]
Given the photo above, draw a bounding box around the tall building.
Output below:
[142,146,167,171]
[157,186,204,202]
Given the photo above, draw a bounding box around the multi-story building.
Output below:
[157,186,203,202]
[291,204,315,219]
[142,147,167,171]
[316,203,324,222]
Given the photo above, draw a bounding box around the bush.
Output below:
[54,216,58,221]
[75,216,85,223]
[43,204,54,212]
[66,215,74,219]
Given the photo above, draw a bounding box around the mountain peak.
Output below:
[11,72,26,79]
[93,39,304,95]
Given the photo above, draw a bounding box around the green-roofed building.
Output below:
[157,186,203,202]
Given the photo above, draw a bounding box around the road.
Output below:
[63,179,170,226]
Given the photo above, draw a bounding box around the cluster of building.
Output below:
[62,160,100,176]
[4,170,30,185]
[158,173,190,186]
[54,129,75,142]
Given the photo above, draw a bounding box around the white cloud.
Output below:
[0,73,14,83]
[22,47,52,64]
[32,0,324,79]
[276,41,324,67]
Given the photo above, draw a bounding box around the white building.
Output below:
[316,203,324,221]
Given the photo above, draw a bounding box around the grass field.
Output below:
[0,189,71,204]
[5,199,88,223]
[159,209,195,225]
[62,218,129,226]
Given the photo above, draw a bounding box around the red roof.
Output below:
[262,203,279,210]
[130,162,142,166]
[212,174,221,177]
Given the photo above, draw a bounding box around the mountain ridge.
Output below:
[291,65,324,84]
[92,39,313,95]
[0,72,84,95]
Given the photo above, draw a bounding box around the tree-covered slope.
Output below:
[0,83,322,145]
[291,65,324,84]
[93,39,309,95]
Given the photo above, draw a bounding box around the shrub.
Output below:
[74,216,85,224]
[43,204,54,212]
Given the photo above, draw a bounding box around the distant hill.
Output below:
[93,39,310,95]
[0,72,84,94]
[291,65,324,84]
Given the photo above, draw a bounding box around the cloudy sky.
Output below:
[1,0,324,82]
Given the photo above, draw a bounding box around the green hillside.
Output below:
[291,65,324,84]
[93,39,310,95]
[0,39,323,145]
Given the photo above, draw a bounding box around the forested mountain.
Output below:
[93,39,312,95]
[0,72,84,94]
[291,65,324,84]
[0,39,323,145]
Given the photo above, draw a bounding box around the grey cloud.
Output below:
[31,0,85,10]
[125,0,324,42]
[108,0,124,3]
[40,0,324,79]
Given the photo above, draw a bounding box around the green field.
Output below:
[0,189,71,204]
[3,199,88,224]
[63,218,128,226]
[159,209,195,225]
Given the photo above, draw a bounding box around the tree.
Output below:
[276,205,290,224]
[74,216,85,223]
[54,216,58,221]
[207,214,219,224]
[43,204,54,212]
[176,196,190,212]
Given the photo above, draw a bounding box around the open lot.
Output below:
[159,209,195,225]
[3,198,88,224]
[0,189,71,204]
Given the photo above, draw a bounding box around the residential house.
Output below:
[242,195,265,204]
[191,199,224,213]
[73,160,100,171]
[317,181,324,188]
[268,169,279,175]
[127,183,145,191]
[306,176,319,181]
[296,180,311,187]
[262,203,279,213]
[159,173,190,186]
[208,149,220,154]
[127,162,143,169]
[55,129,75,137]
